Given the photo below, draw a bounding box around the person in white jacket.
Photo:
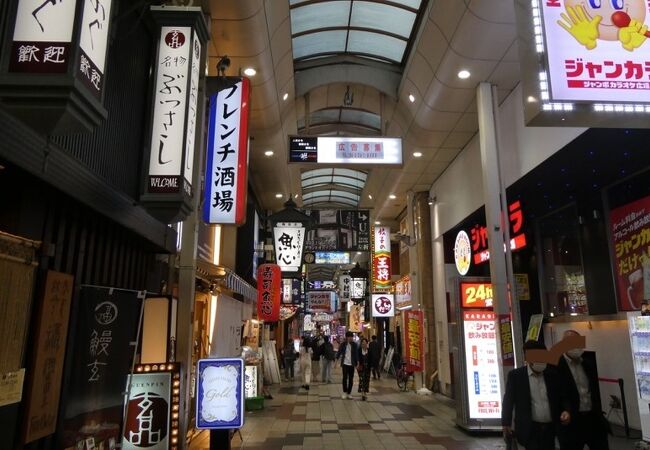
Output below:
[299,337,313,391]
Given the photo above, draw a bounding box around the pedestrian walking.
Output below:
[282,339,297,381]
[502,340,571,450]
[299,337,313,391]
[557,329,609,450]
[336,331,358,399]
[311,331,323,383]
[357,338,372,400]
[321,337,335,383]
[368,335,381,380]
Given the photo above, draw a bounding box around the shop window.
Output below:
[538,206,588,316]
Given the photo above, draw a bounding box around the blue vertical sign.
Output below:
[196,358,245,429]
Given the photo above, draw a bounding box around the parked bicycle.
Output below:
[391,359,413,391]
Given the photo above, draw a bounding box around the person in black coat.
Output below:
[368,335,381,380]
[556,330,609,450]
[336,331,359,399]
[502,340,571,450]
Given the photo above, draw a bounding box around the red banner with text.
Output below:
[257,264,281,322]
[403,310,424,372]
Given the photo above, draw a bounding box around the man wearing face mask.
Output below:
[502,340,571,450]
[557,330,609,450]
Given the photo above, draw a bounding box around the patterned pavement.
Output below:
[190,367,506,450]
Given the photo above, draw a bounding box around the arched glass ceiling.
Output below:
[301,168,367,207]
[290,0,424,65]
[297,108,381,134]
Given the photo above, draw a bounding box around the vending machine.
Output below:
[627,311,650,441]
[452,277,503,432]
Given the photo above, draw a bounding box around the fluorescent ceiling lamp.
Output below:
[275,193,283,198]
[408,94,415,103]
[457,69,470,79]
[243,67,257,76]
[264,150,274,156]
[413,151,422,157]
[283,92,289,101]
[389,194,396,199]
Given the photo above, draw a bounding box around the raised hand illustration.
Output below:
[557,5,601,49]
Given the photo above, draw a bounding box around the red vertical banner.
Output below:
[257,264,281,322]
[498,314,514,367]
[403,310,424,372]
[372,226,391,290]
[609,195,650,311]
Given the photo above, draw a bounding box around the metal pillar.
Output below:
[476,83,524,375]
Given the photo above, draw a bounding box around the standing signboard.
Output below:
[24,271,74,443]
[196,358,245,430]
[203,78,251,225]
[403,310,424,372]
[609,194,650,311]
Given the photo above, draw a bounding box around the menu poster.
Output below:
[609,195,650,311]
[462,310,501,419]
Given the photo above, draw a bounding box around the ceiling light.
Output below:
[457,69,471,79]
[243,67,256,76]
[413,151,423,158]
[389,194,397,199]
[527,95,537,103]
[282,92,289,101]
[275,193,283,198]
[368,194,373,199]
[294,194,299,199]
[408,94,415,103]
[264,150,274,156]
[374,221,381,225]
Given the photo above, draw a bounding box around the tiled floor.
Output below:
[189,368,639,450]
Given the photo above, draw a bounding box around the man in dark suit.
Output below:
[336,331,359,399]
[368,335,381,379]
[557,330,609,450]
[502,340,571,450]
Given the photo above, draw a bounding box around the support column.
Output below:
[304,92,311,134]
[476,83,524,378]
[406,191,436,391]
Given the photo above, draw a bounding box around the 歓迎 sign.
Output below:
[609,194,650,311]
[77,0,114,98]
[403,310,424,372]
[273,222,305,273]
[462,310,501,419]
[257,264,281,322]
[371,294,395,317]
[460,282,494,308]
[372,226,391,290]
[203,78,251,225]
[196,358,245,429]
[123,372,172,450]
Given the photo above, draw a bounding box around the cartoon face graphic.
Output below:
[564,0,647,40]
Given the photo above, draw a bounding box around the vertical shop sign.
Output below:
[9,0,77,73]
[462,311,501,419]
[24,271,74,443]
[610,195,650,311]
[403,310,424,372]
[272,222,305,272]
[62,287,143,449]
[395,275,412,309]
[282,279,292,304]
[339,274,351,302]
[147,27,194,196]
[372,226,391,290]
[77,0,114,97]
[348,304,363,332]
[257,264,281,322]
[196,358,245,429]
[371,294,395,318]
[203,78,251,224]
[498,314,515,367]
[244,365,258,398]
[123,372,172,450]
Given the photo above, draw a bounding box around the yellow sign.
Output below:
[515,273,530,301]
[526,314,544,342]
[0,369,25,407]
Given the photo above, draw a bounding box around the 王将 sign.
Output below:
[196,358,245,429]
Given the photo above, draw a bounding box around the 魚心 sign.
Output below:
[196,358,245,429]
[273,222,305,273]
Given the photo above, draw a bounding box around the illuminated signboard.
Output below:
[516,0,650,126]
[288,136,402,165]
[315,252,350,264]
[462,311,501,420]
[395,275,412,309]
[460,282,494,309]
[372,226,391,290]
[371,294,395,318]
[307,291,335,312]
[403,310,424,372]
[196,358,245,430]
